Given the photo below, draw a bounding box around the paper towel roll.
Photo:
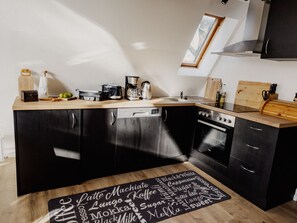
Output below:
[38,76,48,98]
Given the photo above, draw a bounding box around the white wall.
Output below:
[3,0,293,155]
[0,0,230,153]
[209,57,297,103]
[206,1,297,103]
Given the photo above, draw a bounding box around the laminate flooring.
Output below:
[0,158,296,223]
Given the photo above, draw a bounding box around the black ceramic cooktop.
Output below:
[204,102,259,113]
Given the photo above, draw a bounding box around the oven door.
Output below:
[193,118,234,166]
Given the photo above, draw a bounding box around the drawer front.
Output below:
[231,139,275,170]
[233,118,278,147]
[228,157,269,196]
[231,118,278,168]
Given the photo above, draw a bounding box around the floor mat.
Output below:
[48,170,231,223]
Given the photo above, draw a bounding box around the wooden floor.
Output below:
[0,158,296,223]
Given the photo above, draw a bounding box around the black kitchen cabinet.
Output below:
[81,109,117,181]
[261,0,297,59]
[229,118,297,210]
[159,106,196,164]
[115,110,161,173]
[14,110,81,196]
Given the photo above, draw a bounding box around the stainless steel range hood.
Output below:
[212,0,270,57]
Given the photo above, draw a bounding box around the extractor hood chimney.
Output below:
[212,0,270,57]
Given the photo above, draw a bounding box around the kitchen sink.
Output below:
[162,97,190,102]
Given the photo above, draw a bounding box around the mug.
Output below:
[262,90,270,101]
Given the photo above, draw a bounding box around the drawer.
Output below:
[233,118,279,146]
[231,118,278,169]
[231,140,275,170]
[228,157,269,196]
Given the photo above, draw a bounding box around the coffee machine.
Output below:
[125,76,140,100]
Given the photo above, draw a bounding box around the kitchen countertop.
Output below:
[12,97,297,128]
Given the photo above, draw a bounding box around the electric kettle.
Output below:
[141,81,152,100]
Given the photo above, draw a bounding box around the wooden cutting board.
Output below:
[204,78,222,101]
[234,80,271,109]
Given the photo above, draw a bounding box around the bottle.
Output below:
[215,89,221,103]
[38,70,48,98]
[220,91,226,107]
[18,69,34,97]
[294,93,297,102]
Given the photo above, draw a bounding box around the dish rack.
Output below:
[260,99,297,121]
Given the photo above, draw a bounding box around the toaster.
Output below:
[102,84,123,100]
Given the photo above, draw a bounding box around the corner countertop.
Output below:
[12,97,297,128]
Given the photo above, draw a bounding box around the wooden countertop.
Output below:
[12,97,297,128]
[196,102,297,128]
[12,97,198,110]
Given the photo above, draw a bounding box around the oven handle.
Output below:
[197,120,227,132]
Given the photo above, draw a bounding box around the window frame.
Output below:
[181,13,225,68]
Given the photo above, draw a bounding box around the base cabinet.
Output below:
[81,109,117,181]
[115,115,161,173]
[14,106,196,195]
[14,110,81,196]
[159,107,196,164]
[228,118,297,210]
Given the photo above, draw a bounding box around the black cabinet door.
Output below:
[14,110,81,196]
[115,116,161,173]
[261,0,297,59]
[81,109,117,181]
[159,107,195,163]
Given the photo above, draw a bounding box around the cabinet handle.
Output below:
[110,111,116,125]
[240,165,255,174]
[71,113,77,128]
[245,143,260,150]
[163,109,168,122]
[265,38,270,54]
[248,126,263,132]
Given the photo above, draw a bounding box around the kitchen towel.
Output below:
[38,71,48,98]
[48,170,230,223]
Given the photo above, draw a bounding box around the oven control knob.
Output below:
[223,118,227,122]
[217,117,222,121]
[227,119,232,123]
[205,113,210,118]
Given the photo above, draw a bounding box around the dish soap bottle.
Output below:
[38,70,48,98]
[18,69,34,97]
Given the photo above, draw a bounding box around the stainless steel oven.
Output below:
[192,107,235,166]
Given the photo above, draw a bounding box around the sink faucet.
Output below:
[180,91,183,99]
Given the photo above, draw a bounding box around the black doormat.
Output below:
[48,171,230,223]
